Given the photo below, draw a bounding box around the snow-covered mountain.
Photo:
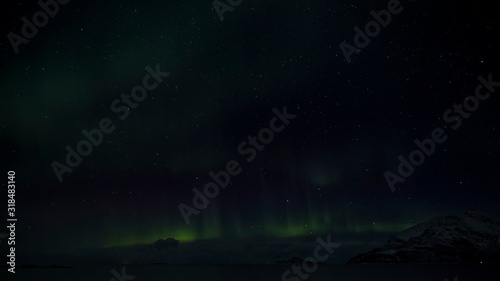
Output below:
[348,209,500,263]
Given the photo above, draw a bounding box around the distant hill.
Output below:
[348,209,500,263]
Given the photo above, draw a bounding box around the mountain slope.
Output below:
[348,209,500,263]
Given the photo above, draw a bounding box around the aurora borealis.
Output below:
[1,0,499,267]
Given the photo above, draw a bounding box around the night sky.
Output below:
[0,0,499,265]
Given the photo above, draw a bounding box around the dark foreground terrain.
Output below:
[2,263,498,281]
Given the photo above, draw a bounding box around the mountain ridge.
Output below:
[348,209,500,263]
